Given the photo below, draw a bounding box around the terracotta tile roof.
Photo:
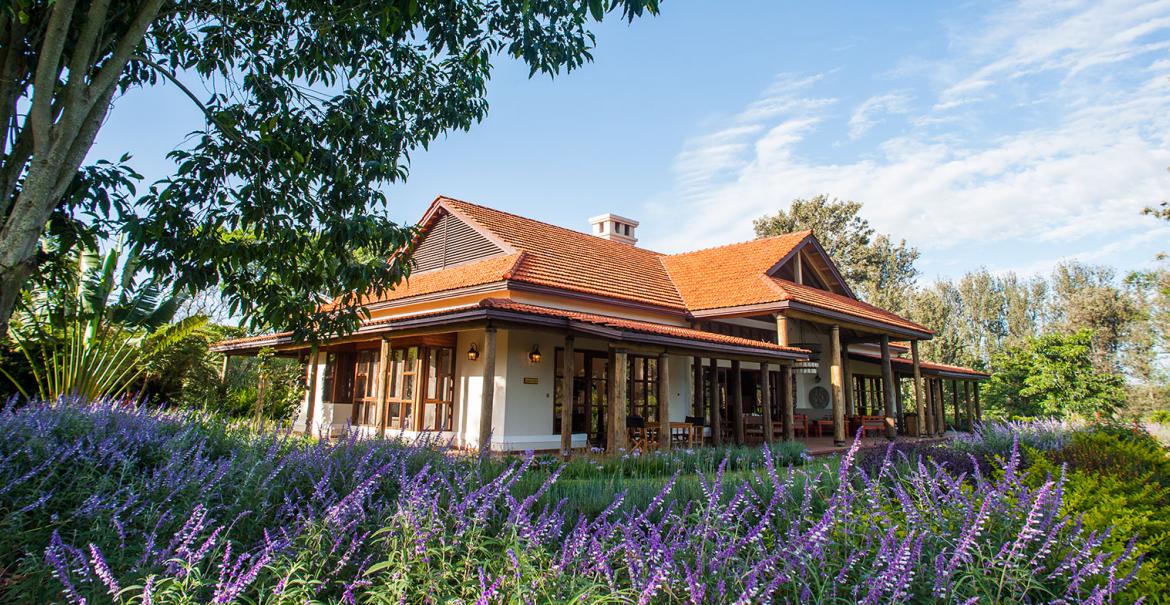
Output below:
[360,253,520,305]
[660,232,811,310]
[850,350,989,379]
[475,298,808,355]
[770,278,932,335]
[358,196,930,338]
[441,197,686,309]
[214,298,808,358]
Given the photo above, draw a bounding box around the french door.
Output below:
[384,344,456,432]
[554,350,609,446]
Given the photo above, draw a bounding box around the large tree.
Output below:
[0,0,659,342]
[984,329,1127,420]
[753,194,920,314]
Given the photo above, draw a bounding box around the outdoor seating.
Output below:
[861,415,886,437]
[793,413,809,437]
[629,425,659,452]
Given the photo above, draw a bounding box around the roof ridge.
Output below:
[666,230,812,258]
[439,195,667,257]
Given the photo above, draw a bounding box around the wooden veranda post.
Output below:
[894,374,905,433]
[975,383,982,422]
[709,357,722,446]
[782,365,795,441]
[934,379,946,434]
[692,357,703,419]
[775,314,795,442]
[219,354,230,381]
[880,335,897,440]
[843,351,855,417]
[952,379,961,433]
[911,341,926,437]
[923,374,935,437]
[658,352,671,450]
[479,326,498,451]
[561,336,575,458]
[964,380,975,432]
[731,360,744,444]
[607,348,629,453]
[760,362,773,444]
[305,343,320,436]
[830,324,846,446]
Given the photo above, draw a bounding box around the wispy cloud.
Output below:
[849,91,913,139]
[643,0,1170,279]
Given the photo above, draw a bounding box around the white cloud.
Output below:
[848,92,913,139]
[642,0,1170,279]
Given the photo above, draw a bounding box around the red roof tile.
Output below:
[850,350,989,378]
[770,278,932,335]
[360,253,520,305]
[363,196,929,337]
[660,232,810,310]
[214,298,808,357]
[441,198,686,309]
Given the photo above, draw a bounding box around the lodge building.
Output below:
[213,196,987,453]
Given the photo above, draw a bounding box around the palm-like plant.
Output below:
[3,240,207,401]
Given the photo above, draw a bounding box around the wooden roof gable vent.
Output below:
[588,212,638,245]
[412,210,504,272]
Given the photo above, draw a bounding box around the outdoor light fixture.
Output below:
[528,345,542,364]
[467,342,480,361]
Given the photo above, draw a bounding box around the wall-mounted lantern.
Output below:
[467,342,480,361]
[528,345,542,364]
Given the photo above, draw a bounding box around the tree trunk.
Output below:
[0,0,164,340]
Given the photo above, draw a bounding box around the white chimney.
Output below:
[588,213,639,245]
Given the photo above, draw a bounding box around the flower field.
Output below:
[0,400,1156,604]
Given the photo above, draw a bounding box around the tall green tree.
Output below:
[753,195,920,313]
[984,329,1127,420]
[0,0,660,342]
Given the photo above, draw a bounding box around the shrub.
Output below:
[0,400,1146,604]
[1026,429,1170,603]
[1151,409,1170,424]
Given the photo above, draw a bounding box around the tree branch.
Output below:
[61,0,114,115]
[0,129,33,220]
[128,55,247,146]
[80,0,165,120]
[29,0,78,155]
[0,16,27,159]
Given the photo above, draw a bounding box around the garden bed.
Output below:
[0,400,1159,603]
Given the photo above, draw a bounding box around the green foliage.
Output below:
[985,329,1126,419]
[1152,409,1170,424]
[2,243,206,400]
[2,0,660,344]
[1027,428,1170,603]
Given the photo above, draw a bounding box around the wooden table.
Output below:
[814,419,835,437]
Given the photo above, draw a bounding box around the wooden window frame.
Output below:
[384,346,419,430]
[351,349,380,426]
[420,347,455,432]
[626,355,659,423]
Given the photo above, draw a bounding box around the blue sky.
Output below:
[89,0,1170,282]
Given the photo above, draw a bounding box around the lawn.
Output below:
[0,399,1162,604]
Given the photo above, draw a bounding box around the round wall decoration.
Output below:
[808,386,831,409]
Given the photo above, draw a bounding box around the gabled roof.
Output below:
[660,232,811,310]
[360,253,521,305]
[439,197,686,309]
[366,196,930,337]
